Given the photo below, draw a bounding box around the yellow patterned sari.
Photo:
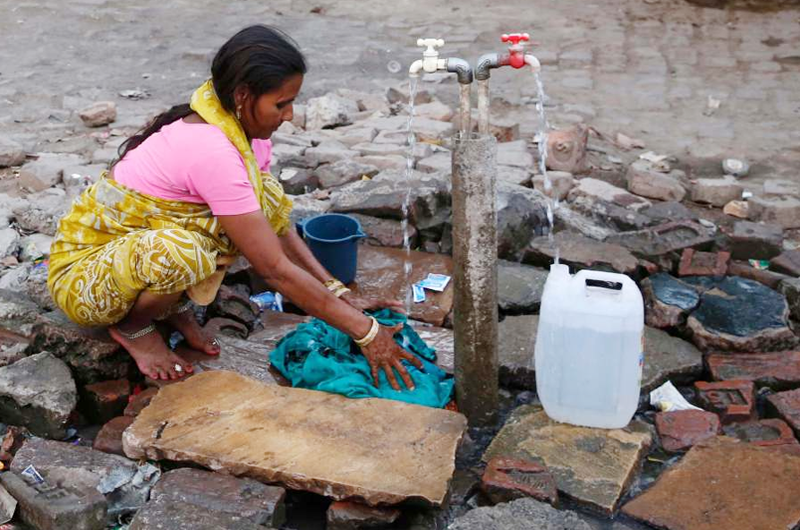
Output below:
[48,80,293,326]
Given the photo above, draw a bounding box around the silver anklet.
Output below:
[116,324,156,340]
[155,300,193,321]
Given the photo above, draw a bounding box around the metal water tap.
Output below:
[408,38,473,135]
[475,32,541,80]
[408,38,473,85]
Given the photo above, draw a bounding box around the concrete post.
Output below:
[451,133,499,427]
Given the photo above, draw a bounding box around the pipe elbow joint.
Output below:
[475,53,500,81]
[446,57,473,85]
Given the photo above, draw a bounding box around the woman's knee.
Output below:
[131,229,217,293]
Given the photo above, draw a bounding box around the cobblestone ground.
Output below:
[0,0,799,182]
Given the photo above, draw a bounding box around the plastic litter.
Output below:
[249,291,283,312]
[749,259,770,270]
[649,381,702,412]
[412,283,426,303]
[20,465,44,485]
[418,273,451,292]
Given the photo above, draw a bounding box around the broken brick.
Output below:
[326,501,401,530]
[722,419,799,448]
[706,351,800,390]
[480,457,558,506]
[695,380,756,424]
[81,379,131,423]
[92,416,135,456]
[655,410,722,452]
[124,387,159,417]
[678,249,730,277]
[766,388,800,439]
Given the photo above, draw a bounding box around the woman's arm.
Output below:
[218,211,422,389]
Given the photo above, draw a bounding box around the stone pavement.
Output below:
[0,0,799,187]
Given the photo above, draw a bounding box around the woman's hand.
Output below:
[360,323,424,391]
[341,292,406,314]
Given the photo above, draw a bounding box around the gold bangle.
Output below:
[354,317,380,347]
[333,286,351,298]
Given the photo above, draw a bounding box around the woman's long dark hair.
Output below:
[116,25,306,162]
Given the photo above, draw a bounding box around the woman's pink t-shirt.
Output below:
[114,119,271,216]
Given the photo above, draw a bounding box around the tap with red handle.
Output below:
[502,33,530,69]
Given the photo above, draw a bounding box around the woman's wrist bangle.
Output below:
[325,279,345,292]
[354,317,380,347]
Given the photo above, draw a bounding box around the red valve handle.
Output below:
[501,33,530,45]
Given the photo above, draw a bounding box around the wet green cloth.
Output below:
[269,309,454,408]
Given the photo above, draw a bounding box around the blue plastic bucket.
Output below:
[297,214,366,285]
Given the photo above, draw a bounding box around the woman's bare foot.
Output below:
[165,310,221,355]
[109,325,195,380]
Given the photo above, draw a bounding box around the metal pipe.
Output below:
[458,83,471,137]
[452,133,499,427]
[475,53,510,135]
[477,80,490,136]
[445,57,473,85]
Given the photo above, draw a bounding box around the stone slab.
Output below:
[448,497,593,530]
[706,350,800,390]
[605,221,715,265]
[326,501,400,530]
[483,405,652,515]
[129,495,265,530]
[622,438,800,530]
[352,245,454,327]
[92,416,134,456]
[524,232,639,275]
[150,468,286,527]
[642,327,704,393]
[498,315,537,391]
[124,371,466,506]
[641,273,699,329]
[770,250,800,276]
[497,261,548,315]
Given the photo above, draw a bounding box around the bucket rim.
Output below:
[302,213,366,243]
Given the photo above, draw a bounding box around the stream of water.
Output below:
[533,70,559,265]
[402,77,419,314]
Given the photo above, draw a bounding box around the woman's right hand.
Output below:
[360,323,425,391]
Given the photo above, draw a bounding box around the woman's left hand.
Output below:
[341,292,406,314]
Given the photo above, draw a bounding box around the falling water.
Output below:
[401,77,419,313]
[533,71,559,265]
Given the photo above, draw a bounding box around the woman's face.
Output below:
[239,73,303,140]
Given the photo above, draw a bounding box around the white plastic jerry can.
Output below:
[534,264,644,429]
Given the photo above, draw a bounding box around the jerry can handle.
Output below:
[586,278,623,291]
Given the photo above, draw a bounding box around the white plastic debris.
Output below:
[742,190,754,200]
[650,381,703,413]
[722,158,749,178]
[703,95,722,117]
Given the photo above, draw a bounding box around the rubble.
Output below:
[766,388,800,439]
[531,171,574,201]
[78,102,117,127]
[545,125,588,174]
[326,501,400,530]
[626,160,686,202]
[449,498,592,530]
[305,94,359,130]
[18,153,85,192]
[92,416,134,456]
[524,232,639,275]
[706,350,800,390]
[695,380,756,424]
[728,220,783,260]
[568,177,652,212]
[655,410,721,452]
[748,194,800,229]
[0,138,26,168]
[0,352,77,439]
[690,176,743,207]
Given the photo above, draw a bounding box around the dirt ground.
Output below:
[0,0,799,184]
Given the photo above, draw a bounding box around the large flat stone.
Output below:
[687,277,796,352]
[448,498,592,530]
[605,221,715,269]
[498,315,537,390]
[524,232,639,275]
[129,495,264,530]
[642,327,704,393]
[149,468,286,527]
[176,335,286,387]
[497,261,548,315]
[123,371,466,506]
[483,405,652,515]
[706,350,800,390]
[622,438,800,530]
[353,245,454,326]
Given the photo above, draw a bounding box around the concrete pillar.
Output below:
[451,133,499,427]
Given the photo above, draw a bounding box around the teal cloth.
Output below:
[269,309,454,408]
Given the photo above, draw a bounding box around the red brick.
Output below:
[480,457,558,505]
[123,387,159,417]
[722,419,799,448]
[655,410,722,452]
[326,501,400,530]
[679,249,730,277]
[92,416,134,456]
[81,379,131,423]
[767,388,800,439]
[694,380,756,424]
[706,351,800,390]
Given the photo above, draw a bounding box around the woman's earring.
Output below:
[236,105,242,120]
